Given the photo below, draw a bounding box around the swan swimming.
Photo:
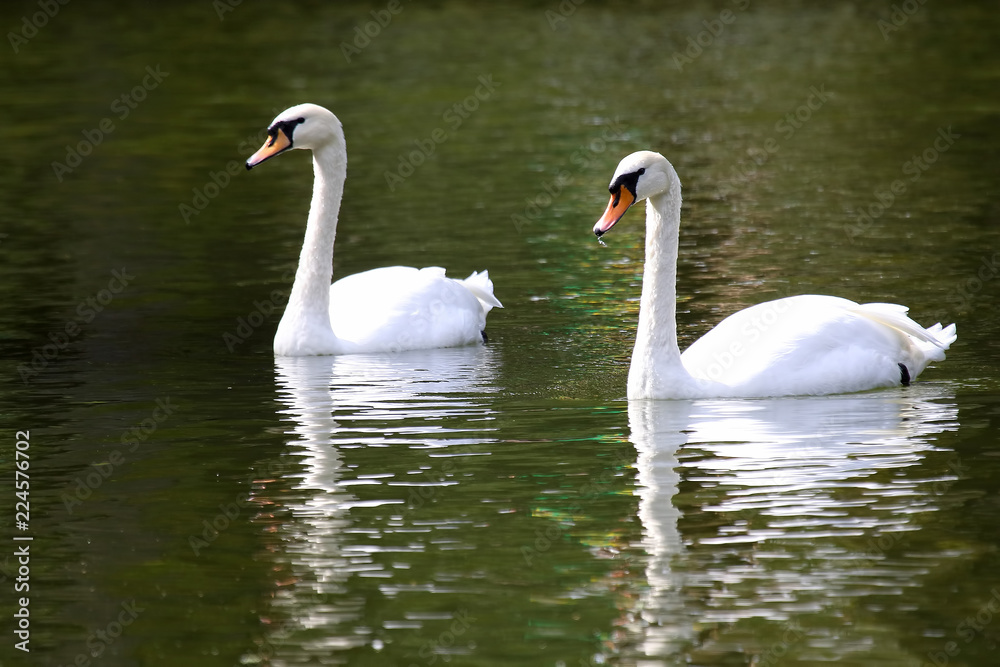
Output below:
[246,103,501,356]
[593,150,956,399]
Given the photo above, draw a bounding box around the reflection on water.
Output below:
[263,347,498,663]
[628,387,959,664]
[256,363,961,666]
[2,1,997,663]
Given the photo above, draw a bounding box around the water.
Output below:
[2,1,999,665]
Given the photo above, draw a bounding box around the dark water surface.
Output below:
[2,1,999,665]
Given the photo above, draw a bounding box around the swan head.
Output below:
[246,103,344,170]
[593,150,677,237]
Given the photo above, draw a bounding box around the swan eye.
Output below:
[609,169,644,202]
[268,117,307,146]
[248,116,307,169]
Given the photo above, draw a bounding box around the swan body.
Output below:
[246,104,501,356]
[593,150,956,399]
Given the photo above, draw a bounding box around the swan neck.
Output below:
[286,143,345,318]
[628,181,697,398]
[635,192,682,363]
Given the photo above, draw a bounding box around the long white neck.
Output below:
[288,143,345,315]
[275,142,346,355]
[627,176,699,398]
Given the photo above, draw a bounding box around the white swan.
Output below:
[246,103,502,356]
[593,150,956,399]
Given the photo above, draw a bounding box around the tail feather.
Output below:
[927,322,958,348]
[462,270,503,314]
[853,303,955,350]
[920,322,957,361]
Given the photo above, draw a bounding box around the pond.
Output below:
[1,1,999,665]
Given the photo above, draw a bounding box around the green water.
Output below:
[2,1,1000,665]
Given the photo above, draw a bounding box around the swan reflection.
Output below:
[627,386,958,662]
[256,347,499,663]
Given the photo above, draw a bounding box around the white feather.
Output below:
[246,104,501,356]
[594,151,956,399]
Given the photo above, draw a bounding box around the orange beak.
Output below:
[593,187,636,237]
[246,127,293,170]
